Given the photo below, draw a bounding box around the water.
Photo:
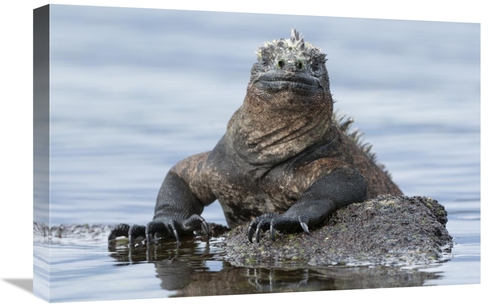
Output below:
[33,5,480,302]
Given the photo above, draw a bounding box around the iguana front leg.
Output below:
[145,170,211,243]
[248,167,367,242]
[108,152,216,244]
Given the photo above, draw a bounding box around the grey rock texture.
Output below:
[223,195,453,267]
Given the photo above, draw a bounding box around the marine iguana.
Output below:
[108,29,402,244]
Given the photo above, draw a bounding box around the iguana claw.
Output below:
[249,213,312,242]
[108,214,210,245]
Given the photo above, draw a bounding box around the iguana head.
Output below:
[227,29,334,168]
[249,28,330,98]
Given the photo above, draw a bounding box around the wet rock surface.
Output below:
[223,195,453,267]
[34,196,453,268]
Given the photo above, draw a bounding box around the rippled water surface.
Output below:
[33,5,480,302]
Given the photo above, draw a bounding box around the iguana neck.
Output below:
[226,86,333,168]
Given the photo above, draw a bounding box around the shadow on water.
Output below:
[107,237,448,297]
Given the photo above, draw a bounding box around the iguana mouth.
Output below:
[254,72,321,94]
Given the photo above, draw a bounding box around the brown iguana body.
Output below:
[109,29,402,244]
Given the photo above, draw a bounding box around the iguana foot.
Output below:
[248,213,277,243]
[248,213,310,243]
[146,214,210,243]
[108,214,210,245]
[108,223,146,245]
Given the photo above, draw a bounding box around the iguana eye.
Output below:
[296,60,304,70]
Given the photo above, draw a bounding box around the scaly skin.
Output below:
[108,29,402,245]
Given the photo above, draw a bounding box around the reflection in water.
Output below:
[107,237,446,297]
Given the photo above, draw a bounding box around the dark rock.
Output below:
[223,195,453,267]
